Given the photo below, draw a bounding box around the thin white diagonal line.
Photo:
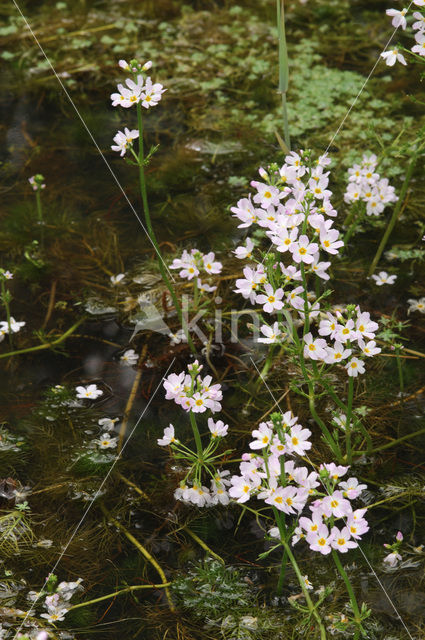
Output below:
[250,356,415,640]
[13,357,176,639]
[325,1,415,154]
[11,0,176,283]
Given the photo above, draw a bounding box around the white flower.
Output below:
[386,8,408,30]
[111,127,139,156]
[120,349,139,366]
[0,318,26,334]
[140,76,166,109]
[98,417,119,431]
[371,271,397,286]
[290,235,319,264]
[207,418,228,438]
[345,358,365,377]
[110,273,125,285]
[258,322,282,344]
[359,339,381,357]
[412,32,425,56]
[256,284,284,313]
[250,423,273,450]
[168,329,187,344]
[157,424,178,446]
[40,608,69,623]
[234,237,254,259]
[324,341,352,364]
[331,526,358,553]
[97,433,118,449]
[381,48,407,66]
[302,575,313,590]
[413,12,425,32]
[202,251,222,275]
[110,75,144,107]
[75,384,103,399]
[303,333,327,361]
[286,424,312,456]
[197,279,216,293]
[407,297,425,314]
[383,551,402,567]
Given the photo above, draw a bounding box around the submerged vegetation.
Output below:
[0,0,425,638]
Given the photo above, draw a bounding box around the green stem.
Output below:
[319,376,373,455]
[136,103,196,354]
[68,583,172,611]
[332,550,362,637]
[276,545,287,595]
[345,375,354,464]
[35,190,44,248]
[363,426,425,454]
[276,0,290,150]
[0,317,84,359]
[396,351,404,395]
[343,206,365,246]
[255,344,276,388]
[273,508,326,640]
[343,200,361,231]
[193,276,199,310]
[368,151,419,277]
[189,410,203,459]
[1,280,12,347]
[292,331,342,460]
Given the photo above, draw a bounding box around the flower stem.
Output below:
[276,0,290,150]
[35,190,44,248]
[395,349,404,396]
[68,582,172,612]
[100,503,175,612]
[332,549,362,637]
[0,318,84,359]
[136,103,196,354]
[273,507,326,639]
[1,279,12,347]
[345,375,354,464]
[292,331,342,460]
[189,410,203,459]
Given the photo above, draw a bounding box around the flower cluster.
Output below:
[231,152,381,376]
[344,154,398,216]
[383,530,404,567]
[173,468,232,507]
[382,4,425,67]
[303,304,381,377]
[232,152,339,326]
[163,361,222,413]
[228,412,369,554]
[159,363,230,506]
[110,60,165,109]
[170,248,222,291]
[27,577,83,625]
[110,58,165,158]
[28,174,46,191]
